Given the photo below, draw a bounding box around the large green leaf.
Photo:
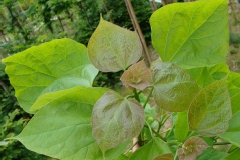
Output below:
[196,148,228,160]
[188,79,232,136]
[3,38,98,113]
[12,86,128,160]
[224,147,240,160]
[150,0,229,68]
[220,111,240,148]
[92,91,145,153]
[151,62,200,112]
[129,137,172,160]
[187,63,229,88]
[226,72,240,114]
[88,18,142,72]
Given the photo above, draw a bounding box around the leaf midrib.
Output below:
[168,1,224,62]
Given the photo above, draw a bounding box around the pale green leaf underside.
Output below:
[151,62,200,112]
[3,38,98,113]
[13,87,127,160]
[88,18,142,72]
[150,0,228,68]
[188,79,232,136]
[30,86,109,111]
[220,111,240,148]
[129,137,172,160]
[92,91,145,152]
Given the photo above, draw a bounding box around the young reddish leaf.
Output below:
[91,91,145,153]
[120,60,151,90]
[151,62,200,112]
[177,136,208,160]
[154,153,174,160]
[88,18,142,72]
[188,79,232,136]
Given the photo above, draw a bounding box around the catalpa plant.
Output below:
[3,0,240,159]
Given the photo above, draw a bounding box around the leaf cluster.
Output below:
[2,0,240,159]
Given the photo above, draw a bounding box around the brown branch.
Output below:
[0,80,17,101]
[124,0,152,66]
[161,0,167,5]
[150,0,158,11]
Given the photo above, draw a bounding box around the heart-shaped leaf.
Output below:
[92,91,145,153]
[120,60,151,90]
[3,38,98,113]
[150,0,228,68]
[12,87,128,160]
[151,62,200,112]
[188,79,232,136]
[88,18,142,72]
[129,137,172,160]
[177,136,208,160]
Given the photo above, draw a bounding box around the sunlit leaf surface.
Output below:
[150,0,228,68]
[14,87,128,160]
[3,38,97,113]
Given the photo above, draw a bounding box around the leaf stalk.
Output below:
[143,86,154,108]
